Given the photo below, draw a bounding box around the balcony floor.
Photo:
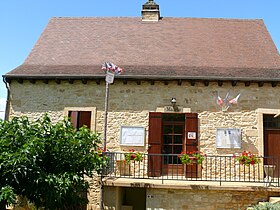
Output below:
[102,176,280,192]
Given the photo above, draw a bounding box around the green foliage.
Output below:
[234,151,260,166]
[124,149,143,163]
[179,151,205,165]
[0,186,16,205]
[0,114,108,209]
[251,202,280,210]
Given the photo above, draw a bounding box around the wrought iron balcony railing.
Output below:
[103,152,280,187]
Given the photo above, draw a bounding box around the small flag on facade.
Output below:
[101,62,123,74]
[228,94,241,105]
[217,96,224,106]
[217,92,241,111]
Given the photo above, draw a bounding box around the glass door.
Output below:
[162,114,185,175]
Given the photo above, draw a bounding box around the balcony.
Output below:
[103,152,280,188]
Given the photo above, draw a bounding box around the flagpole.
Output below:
[103,80,109,151]
[100,62,122,210]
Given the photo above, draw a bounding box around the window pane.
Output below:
[163,114,184,122]
[174,125,183,134]
[163,145,172,154]
[163,125,172,134]
[264,115,280,129]
[174,135,183,144]
[169,155,180,164]
[174,145,183,154]
[163,135,172,144]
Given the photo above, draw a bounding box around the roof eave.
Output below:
[3,74,280,82]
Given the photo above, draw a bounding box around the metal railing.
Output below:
[103,152,280,186]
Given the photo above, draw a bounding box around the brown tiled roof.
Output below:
[5,17,280,81]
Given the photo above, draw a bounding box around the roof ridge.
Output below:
[49,16,263,22]
[50,17,138,20]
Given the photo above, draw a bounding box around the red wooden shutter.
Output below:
[185,113,199,178]
[264,129,280,178]
[79,111,91,129]
[148,112,162,177]
[185,113,198,152]
[69,111,79,128]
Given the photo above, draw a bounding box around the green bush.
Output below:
[0,114,108,209]
[252,202,280,210]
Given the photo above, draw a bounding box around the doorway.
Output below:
[162,113,185,174]
[121,187,146,210]
[148,112,198,177]
[263,114,280,177]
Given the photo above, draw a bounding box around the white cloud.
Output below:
[0,98,6,120]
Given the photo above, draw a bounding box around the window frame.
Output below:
[64,107,96,131]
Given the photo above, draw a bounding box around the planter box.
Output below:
[116,160,131,176]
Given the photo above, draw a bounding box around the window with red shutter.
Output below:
[68,111,91,129]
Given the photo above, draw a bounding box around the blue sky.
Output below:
[0,0,279,117]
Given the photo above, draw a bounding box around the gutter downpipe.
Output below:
[3,77,10,121]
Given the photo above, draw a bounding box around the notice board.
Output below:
[216,128,241,148]
[120,126,145,146]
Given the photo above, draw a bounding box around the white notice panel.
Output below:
[120,126,145,146]
[216,128,241,148]
[105,71,115,84]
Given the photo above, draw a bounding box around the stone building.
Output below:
[3,0,280,209]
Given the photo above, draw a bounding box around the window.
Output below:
[264,114,280,129]
[68,111,91,129]
[64,107,96,131]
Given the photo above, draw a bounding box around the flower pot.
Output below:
[264,165,276,186]
[116,160,131,176]
[185,163,202,178]
[264,165,275,178]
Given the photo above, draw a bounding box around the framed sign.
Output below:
[216,128,241,148]
[105,71,115,84]
[120,126,145,146]
[188,132,196,139]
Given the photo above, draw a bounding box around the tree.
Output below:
[0,114,108,209]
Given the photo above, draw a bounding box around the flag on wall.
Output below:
[101,62,123,74]
[228,94,241,105]
[217,92,241,111]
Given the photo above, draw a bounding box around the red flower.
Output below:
[130,154,136,160]
[234,151,260,166]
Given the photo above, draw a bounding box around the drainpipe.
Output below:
[3,77,10,121]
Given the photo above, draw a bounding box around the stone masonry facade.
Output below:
[8,79,280,209]
[146,188,280,210]
[103,186,280,210]
[9,80,280,154]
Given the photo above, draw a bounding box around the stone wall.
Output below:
[86,175,101,210]
[146,188,280,210]
[199,111,258,155]
[103,186,280,210]
[9,80,280,155]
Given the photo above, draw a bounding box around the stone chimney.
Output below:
[142,0,160,21]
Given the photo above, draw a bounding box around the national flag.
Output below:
[101,62,123,74]
[217,96,224,106]
[228,94,241,105]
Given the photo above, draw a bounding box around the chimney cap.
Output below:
[142,0,160,21]
[144,0,159,6]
